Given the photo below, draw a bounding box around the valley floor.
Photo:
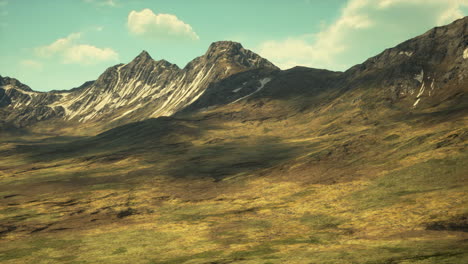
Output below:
[1,99,467,263]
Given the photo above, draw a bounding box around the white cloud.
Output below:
[36,33,81,58]
[257,0,468,70]
[377,0,468,24]
[35,33,118,65]
[20,60,43,70]
[128,9,199,40]
[63,45,117,64]
[258,37,334,70]
[437,1,467,25]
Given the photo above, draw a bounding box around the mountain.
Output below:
[2,18,466,130]
[0,17,467,264]
[344,17,468,110]
[0,76,65,128]
[0,41,278,128]
[186,18,467,117]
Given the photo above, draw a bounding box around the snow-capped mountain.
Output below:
[0,41,278,127]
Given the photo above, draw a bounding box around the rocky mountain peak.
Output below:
[194,41,279,71]
[135,50,153,61]
[124,50,155,68]
[205,41,243,57]
[123,51,182,73]
[155,59,180,70]
[0,75,33,92]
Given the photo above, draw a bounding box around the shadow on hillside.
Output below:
[181,67,344,114]
[162,136,304,181]
[11,117,196,162]
[9,116,306,184]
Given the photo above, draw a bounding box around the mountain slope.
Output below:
[345,17,467,110]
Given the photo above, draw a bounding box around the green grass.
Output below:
[150,250,222,264]
[0,238,82,262]
[227,244,278,260]
[1,80,467,264]
[350,156,467,209]
[300,213,343,229]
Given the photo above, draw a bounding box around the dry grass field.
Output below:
[1,87,467,263]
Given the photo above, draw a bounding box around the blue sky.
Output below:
[0,0,467,91]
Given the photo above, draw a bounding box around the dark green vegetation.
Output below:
[1,18,468,264]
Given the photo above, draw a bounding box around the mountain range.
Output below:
[0,41,278,129]
[0,17,467,264]
[2,17,466,132]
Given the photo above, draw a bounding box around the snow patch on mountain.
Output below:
[399,51,413,57]
[231,77,271,104]
[414,69,424,83]
[232,87,243,93]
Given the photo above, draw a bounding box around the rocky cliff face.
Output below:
[345,17,467,109]
[0,41,278,127]
[0,76,65,126]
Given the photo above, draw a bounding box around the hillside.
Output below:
[0,17,467,264]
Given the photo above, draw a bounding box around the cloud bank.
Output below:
[36,33,118,65]
[128,9,199,40]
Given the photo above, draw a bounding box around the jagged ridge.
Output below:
[0,41,278,127]
[1,17,467,129]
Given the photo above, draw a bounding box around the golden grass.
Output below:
[1,95,467,263]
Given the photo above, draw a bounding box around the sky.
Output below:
[0,0,467,92]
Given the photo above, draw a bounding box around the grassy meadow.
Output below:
[1,91,467,263]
